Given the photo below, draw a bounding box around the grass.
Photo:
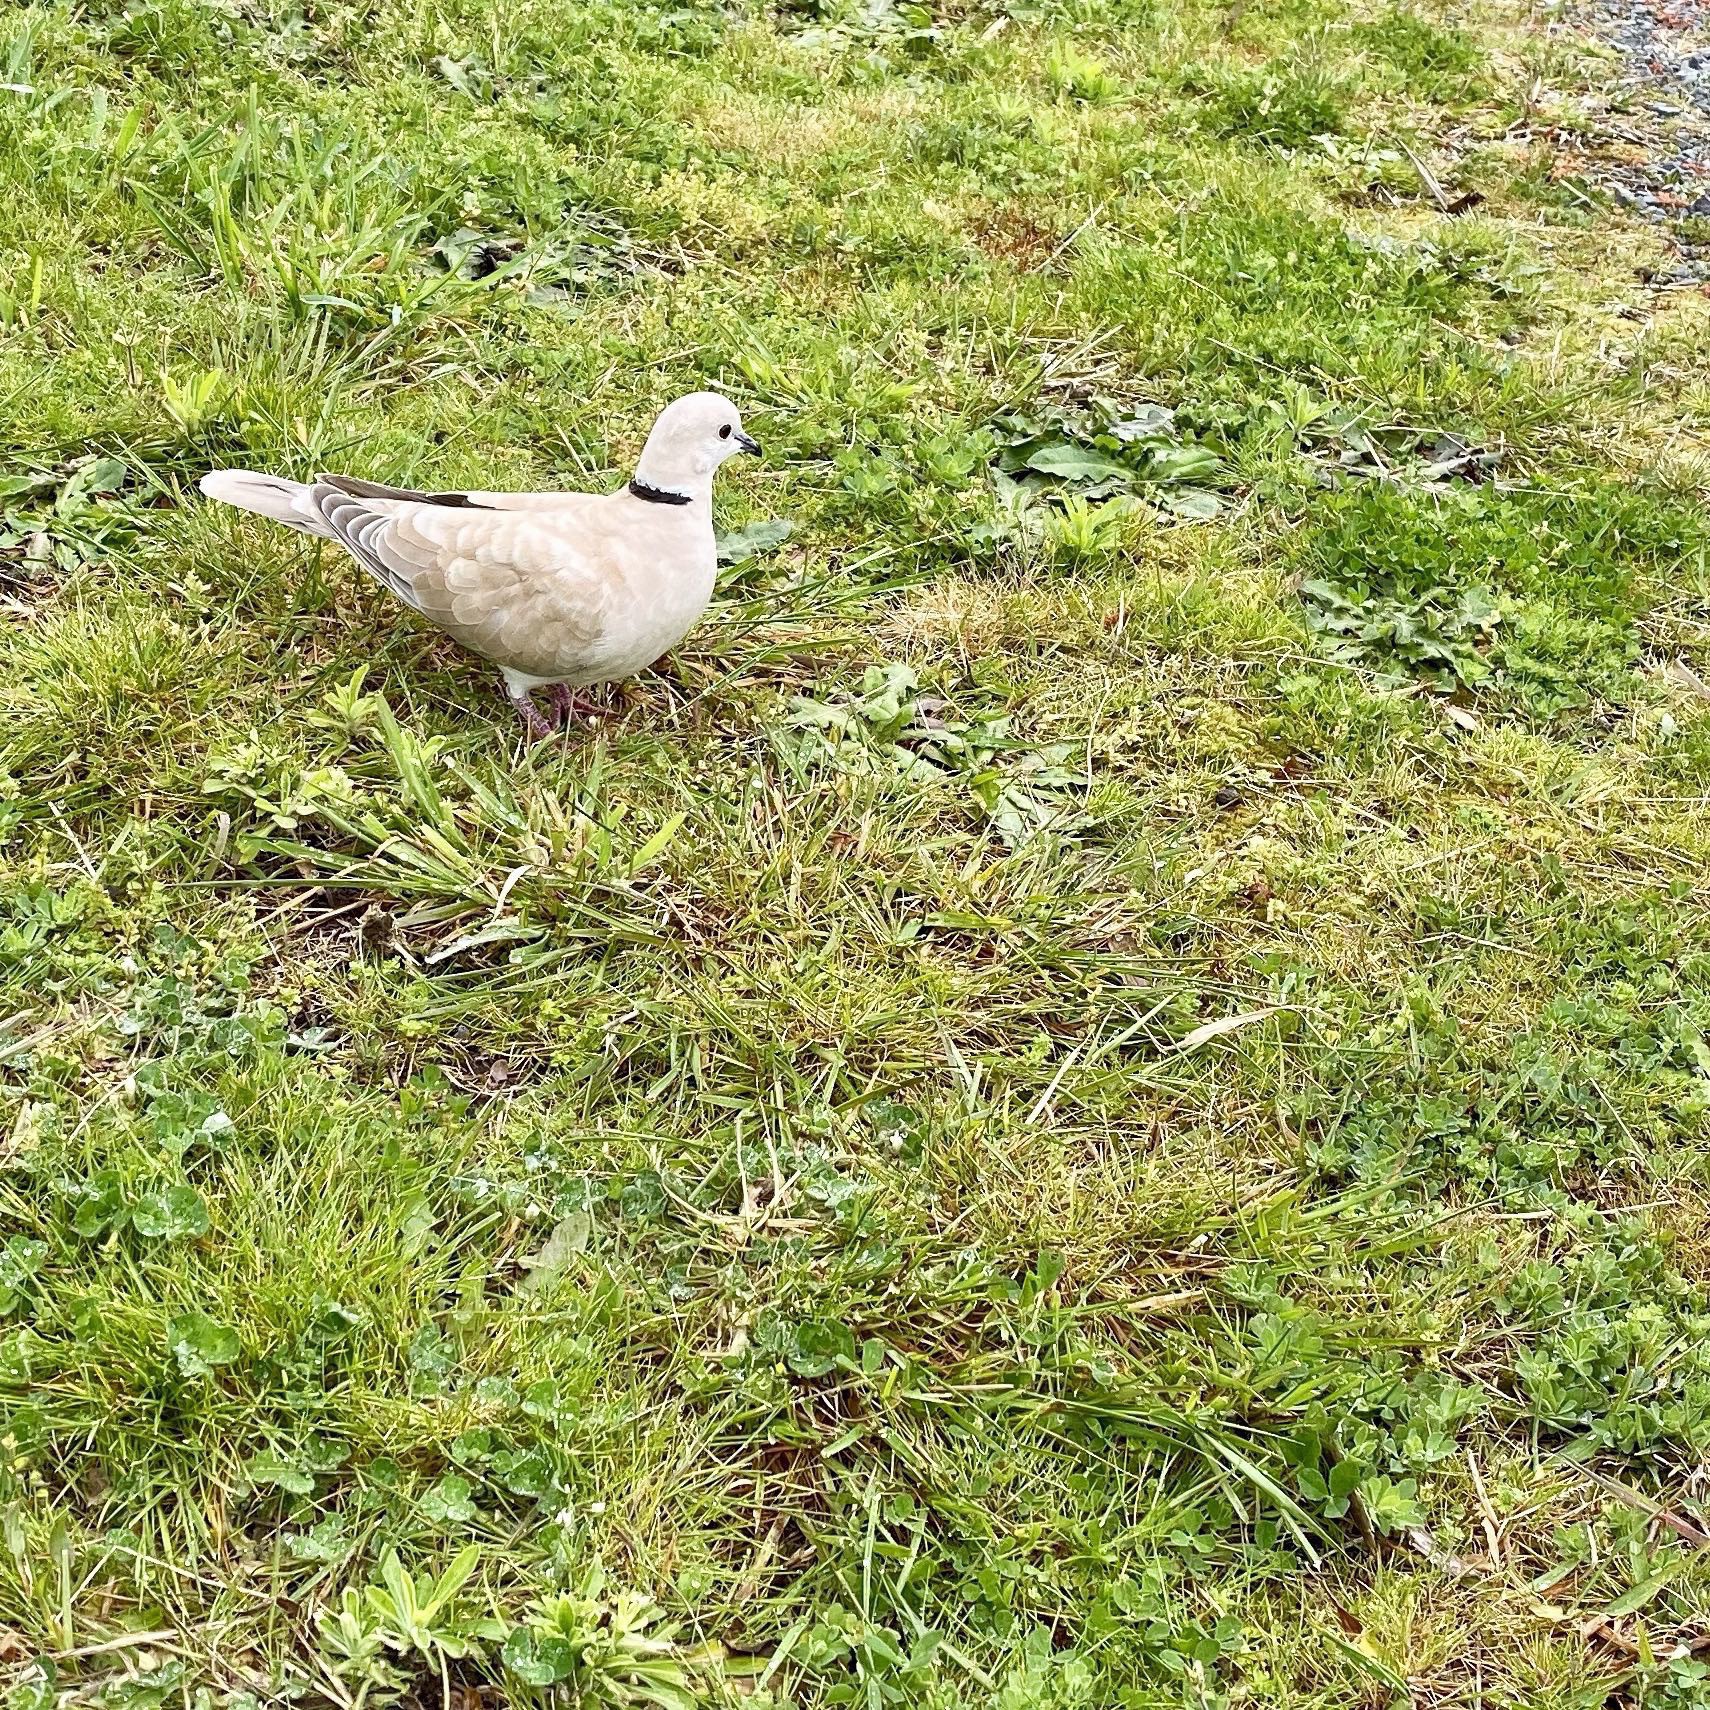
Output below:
[1,0,1710,1703]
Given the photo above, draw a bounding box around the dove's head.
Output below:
[632,391,761,498]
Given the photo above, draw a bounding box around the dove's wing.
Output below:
[310,479,612,678]
[314,474,603,514]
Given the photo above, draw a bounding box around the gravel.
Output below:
[1570,0,1710,242]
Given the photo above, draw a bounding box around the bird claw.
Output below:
[506,682,609,742]
[507,688,557,742]
[547,683,610,723]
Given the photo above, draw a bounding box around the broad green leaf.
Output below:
[398,1191,437,1257]
[1024,443,1133,484]
[129,1184,210,1241]
[1147,444,1223,483]
[628,812,687,877]
[1605,1560,1685,1619]
[1109,405,1176,440]
[0,1236,45,1301]
[1327,1459,1365,1502]
[70,1171,127,1238]
[1156,486,1223,519]
[787,1317,857,1378]
[375,1549,418,1623]
[716,518,793,565]
[503,1627,578,1686]
[285,1515,352,1565]
[244,1453,315,1496]
[167,1310,240,1377]
[492,1448,553,1499]
[420,1474,478,1525]
[430,1543,482,1612]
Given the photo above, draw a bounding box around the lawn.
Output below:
[3,0,1710,1704]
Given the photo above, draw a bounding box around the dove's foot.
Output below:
[547,683,610,723]
[507,687,557,743]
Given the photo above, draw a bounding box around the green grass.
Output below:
[2,0,1710,1704]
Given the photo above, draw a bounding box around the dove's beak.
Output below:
[736,431,762,457]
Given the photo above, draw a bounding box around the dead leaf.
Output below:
[1171,1006,1281,1054]
[1581,1617,1642,1657]
[1656,658,1710,700]
[517,1211,591,1293]
[1406,1523,1476,1579]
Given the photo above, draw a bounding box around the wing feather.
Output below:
[308,480,612,677]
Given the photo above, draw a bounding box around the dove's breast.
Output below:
[583,533,718,677]
[491,499,718,687]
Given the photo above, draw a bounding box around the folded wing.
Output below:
[310,478,610,677]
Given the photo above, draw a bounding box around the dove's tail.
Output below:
[199,470,336,539]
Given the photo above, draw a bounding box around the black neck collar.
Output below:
[629,478,692,506]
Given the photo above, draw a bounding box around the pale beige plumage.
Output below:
[199,391,761,737]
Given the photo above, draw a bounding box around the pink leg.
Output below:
[506,685,556,742]
[548,683,607,721]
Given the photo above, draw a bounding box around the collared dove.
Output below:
[199,391,762,738]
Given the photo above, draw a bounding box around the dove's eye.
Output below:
[718,424,732,439]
